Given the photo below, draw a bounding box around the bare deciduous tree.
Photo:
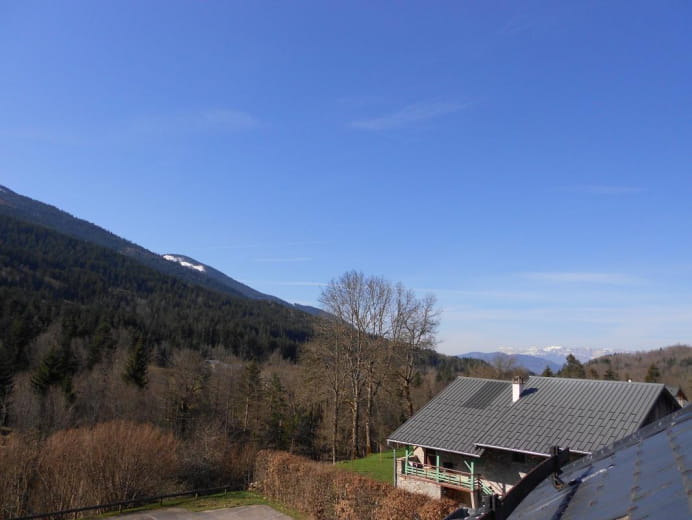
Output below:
[317,271,439,457]
[319,271,371,458]
[302,319,348,463]
[391,288,439,418]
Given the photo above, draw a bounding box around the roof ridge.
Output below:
[456,375,512,384]
[528,376,664,387]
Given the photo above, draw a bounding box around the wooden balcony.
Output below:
[396,458,495,495]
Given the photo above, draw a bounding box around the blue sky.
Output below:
[1,1,691,355]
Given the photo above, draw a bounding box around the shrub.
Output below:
[34,420,180,512]
[254,450,459,520]
[178,427,259,490]
[0,433,40,518]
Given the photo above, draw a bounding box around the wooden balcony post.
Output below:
[393,447,397,486]
[404,446,410,475]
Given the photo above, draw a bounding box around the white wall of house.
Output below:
[472,449,544,494]
[413,446,425,463]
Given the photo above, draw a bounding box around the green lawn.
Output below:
[98,491,305,519]
[337,449,396,484]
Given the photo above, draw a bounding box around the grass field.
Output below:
[98,452,397,519]
[99,491,305,519]
[336,449,396,484]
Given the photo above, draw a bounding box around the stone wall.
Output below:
[397,474,442,499]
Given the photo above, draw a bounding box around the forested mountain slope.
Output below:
[0,213,314,373]
[0,185,318,313]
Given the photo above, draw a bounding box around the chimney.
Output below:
[512,376,525,403]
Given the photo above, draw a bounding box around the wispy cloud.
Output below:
[498,15,535,36]
[0,108,262,145]
[521,272,639,285]
[275,281,327,287]
[557,185,645,195]
[130,108,262,136]
[0,126,84,145]
[196,240,327,251]
[414,287,548,302]
[351,101,467,130]
[443,303,692,326]
[336,95,385,107]
[244,280,327,287]
[255,257,312,263]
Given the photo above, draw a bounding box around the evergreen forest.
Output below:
[0,213,487,516]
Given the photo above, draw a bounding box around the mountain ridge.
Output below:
[0,184,321,315]
[162,252,324,316]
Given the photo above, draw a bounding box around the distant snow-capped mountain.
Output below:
[498,345,613,364]
[458,346,615,374]
[459,351,561,374]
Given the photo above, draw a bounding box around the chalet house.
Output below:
[666,385,689,408]
[387,376,680,508]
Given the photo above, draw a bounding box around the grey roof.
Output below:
[388,377,513,457]
[388,376,671,457]
[477,377,666,455]
[507,404,692,520]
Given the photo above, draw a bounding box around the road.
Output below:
[111,506,292,520]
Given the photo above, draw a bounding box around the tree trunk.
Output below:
[365,380,374,455]
[404,379,414,418]
[350,388,360,459]
[331,389,339,464]
[243,396,249,432]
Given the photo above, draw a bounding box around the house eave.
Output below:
[474,442,591,458]
[387,439,482,458]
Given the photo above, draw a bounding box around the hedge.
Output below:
[253,450,458,520]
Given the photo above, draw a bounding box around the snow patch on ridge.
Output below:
[163,254,206,273]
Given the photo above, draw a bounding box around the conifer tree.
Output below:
[241,361,262,433]
[122,338,149,388]
[541,365,554,377]
[264,373,287,448]
[558,354,586,379]
[31,343,77,400]
[645,363,661,382]
[87,321,115,368]
[0,343,14,427]
[604,367,618,380]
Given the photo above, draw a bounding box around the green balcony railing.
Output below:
[397,458,494,495]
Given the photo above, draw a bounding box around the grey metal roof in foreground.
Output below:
[387,376,670,457]
[507,404,692,520]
